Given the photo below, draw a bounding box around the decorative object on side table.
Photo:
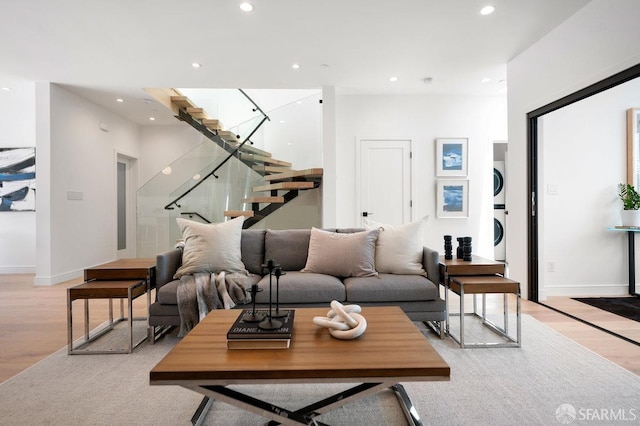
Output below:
[463,236,472,261]
[443,235,453,260]
[313,300,367,340]
[457,237,464,259]
[618,183,640,227]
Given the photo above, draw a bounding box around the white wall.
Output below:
[334,94,507,256]
[540,78,640,296]
[34,84,141,285]
[0,81,36,273]
[507,0,640,299]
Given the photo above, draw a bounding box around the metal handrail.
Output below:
[164,89,269,210]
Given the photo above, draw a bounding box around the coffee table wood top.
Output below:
[150,306,450,385]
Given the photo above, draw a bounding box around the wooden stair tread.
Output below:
[263,168,324,182]
[202,119,224,131]
[186,107,209,120]
[241,154,291,167]
[229,144,272,158]
[218,130,239,142]
[224,210,255,218]
[253,182,315,192]
[252,165,292,174]
[243,196,285,204]
[170,96,196,109]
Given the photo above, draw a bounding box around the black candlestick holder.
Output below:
[272,267,288,318]
[259,259,282,330]
[243,283,264,323]
[457,237,464,259]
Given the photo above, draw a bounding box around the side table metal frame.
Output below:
[67,279,149,355]
[446,275,521,349]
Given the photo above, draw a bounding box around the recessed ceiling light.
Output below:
[193,174,201,180]
[162,166,172,175]
[292,63,300,69]
[480,5,495,15]
[389,76,398,82]
[191,62,201,69]
[149,117,156,121]
[240,2,254,12]
[1,87,11,91]
[280,120,286,123]
[296,101,303,104]
[481,77,491,83]
[116,98,124,103]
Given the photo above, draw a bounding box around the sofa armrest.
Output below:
[422,246,440,284]
[156,248,182,291]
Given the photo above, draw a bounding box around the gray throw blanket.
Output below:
[176,271,251,337]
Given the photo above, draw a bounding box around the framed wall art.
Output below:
[0,147,36,212]
[436,179,468,218]
[627,108,640,188]
[436,137,468,177]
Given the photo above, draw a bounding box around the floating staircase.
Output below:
[144,88,322,228]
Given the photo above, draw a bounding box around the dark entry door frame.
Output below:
[527,63,640,302]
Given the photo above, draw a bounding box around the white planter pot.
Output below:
[620,210,640,227]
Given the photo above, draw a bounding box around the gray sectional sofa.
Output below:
[149,228,445,341]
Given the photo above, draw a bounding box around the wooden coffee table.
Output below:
[150,306,450,425]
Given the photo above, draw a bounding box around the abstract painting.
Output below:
[436,138,468,176]
[0,147,35,211]
[437,179,468,218]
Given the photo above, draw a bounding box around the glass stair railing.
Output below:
[137,89,323,258]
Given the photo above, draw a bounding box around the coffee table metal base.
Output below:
[188,382,422,426]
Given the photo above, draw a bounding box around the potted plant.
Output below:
[618,183,640,226]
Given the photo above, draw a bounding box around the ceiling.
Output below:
[0,0,591,126]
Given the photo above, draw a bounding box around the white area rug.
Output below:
[1,315,639,425]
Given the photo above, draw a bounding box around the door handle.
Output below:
[362,212,373,217]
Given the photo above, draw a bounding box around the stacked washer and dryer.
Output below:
[493,161,506,261]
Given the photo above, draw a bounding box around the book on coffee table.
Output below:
[227,338,291,350]
[226,309,295,349]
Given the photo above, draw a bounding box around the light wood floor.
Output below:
[1,274,640,383]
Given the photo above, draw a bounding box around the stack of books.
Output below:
[226,310,295,349]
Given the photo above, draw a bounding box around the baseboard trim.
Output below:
[543,284,629,297]
[34,269,83,286]
[0,266,36,274]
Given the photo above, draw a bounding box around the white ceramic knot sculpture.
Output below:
[312,300,367,340]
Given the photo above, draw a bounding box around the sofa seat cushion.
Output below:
[157,274,262,305]
[255,271,345,304]
[344,274,438,303]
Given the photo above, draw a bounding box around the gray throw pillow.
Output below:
[302,227,379,277]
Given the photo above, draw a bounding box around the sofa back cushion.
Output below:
[241,229,266,275]
[264,229,311,271]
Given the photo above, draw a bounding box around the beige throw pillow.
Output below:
[302,228,379,277]
[174,216,247,278]
[364,216,428,275]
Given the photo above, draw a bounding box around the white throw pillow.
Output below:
[174,216,247,278]
[302,228,379,277]
[363,216,428,275]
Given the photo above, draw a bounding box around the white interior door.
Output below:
[359,139,412,226]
